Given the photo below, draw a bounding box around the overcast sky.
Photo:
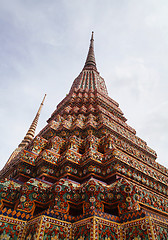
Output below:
[0,0,168,170]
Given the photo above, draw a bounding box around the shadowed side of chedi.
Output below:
[0,32,167,239]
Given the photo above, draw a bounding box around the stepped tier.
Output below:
[0,33,167,239]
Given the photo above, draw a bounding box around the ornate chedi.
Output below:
[0,32,167,239]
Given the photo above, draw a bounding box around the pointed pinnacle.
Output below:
[84,31,97,70]
[91,31,94,40]
[6,95,46,164]
[37,94,46,116]
[18,94,46,148]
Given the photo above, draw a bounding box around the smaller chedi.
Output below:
[0,32,167,240]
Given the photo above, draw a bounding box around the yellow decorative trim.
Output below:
[43,215,71,225]
[69,224,72,240]
[121,216,147,226]
[72,216,94,225]
[148,216,156,240]
[93,216,120,225]
[0,214,26,224]
[36,216,44,240]
[26,215,41,223]
[117,225,123,240]
[93,216,96,239]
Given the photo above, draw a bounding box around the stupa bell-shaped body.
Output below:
[0,33,166,240]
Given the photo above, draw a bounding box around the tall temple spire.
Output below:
[69,32,108,95]
[84,31,97,70]
[7,94,46,164]
[18,94,46,148]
